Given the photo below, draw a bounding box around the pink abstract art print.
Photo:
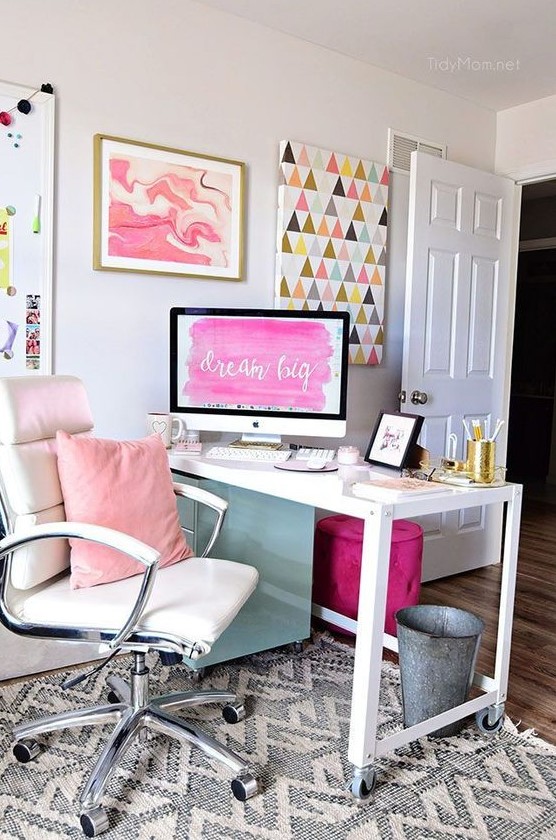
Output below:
[94,136,244,280]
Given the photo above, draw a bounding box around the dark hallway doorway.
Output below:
[506,181,556,492]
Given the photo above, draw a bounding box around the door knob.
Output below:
[410,390,428,405]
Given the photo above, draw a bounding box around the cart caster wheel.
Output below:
[292,640,305,654]
[348,770,377,803]
[231,773,259,801]
[80,806,109,837]
[13,738,41,763]
[222,703,245,724]
[476,708,504,735]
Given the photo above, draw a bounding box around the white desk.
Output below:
[169,449,522,799]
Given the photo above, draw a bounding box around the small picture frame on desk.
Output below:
[364,410,424,470]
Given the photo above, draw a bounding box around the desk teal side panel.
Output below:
[174,476,315,668]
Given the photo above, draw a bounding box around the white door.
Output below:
[402,151,520,581]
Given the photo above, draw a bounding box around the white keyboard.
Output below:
[205,446,292,463]
[295,447,336,463]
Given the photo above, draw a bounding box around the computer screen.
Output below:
[170,307,350,443]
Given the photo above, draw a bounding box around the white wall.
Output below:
[2,0,496,452]
[496,93,556,179]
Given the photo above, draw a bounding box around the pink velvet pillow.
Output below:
[56,431,194,589]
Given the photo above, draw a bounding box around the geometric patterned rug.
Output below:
[1,633,555,839]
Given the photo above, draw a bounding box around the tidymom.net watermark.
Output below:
[428,57,520,73]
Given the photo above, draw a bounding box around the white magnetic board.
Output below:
[0,79,54,375]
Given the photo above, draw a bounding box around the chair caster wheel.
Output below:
[222,703,245,724]
[13,738,41,763]
[348,769,376,803]
[107,690,120,704]
[80,806,109,837]
[191,667,206,684]
[476,707,504,735]
[158,651,182,666]
[231,773,259,801]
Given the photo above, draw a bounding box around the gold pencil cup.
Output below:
[466,440,496,484]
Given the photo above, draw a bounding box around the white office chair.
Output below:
[0,375,260,837]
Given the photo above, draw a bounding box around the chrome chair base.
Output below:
[13,653,259,837]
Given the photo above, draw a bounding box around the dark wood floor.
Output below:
[420,494,556,744]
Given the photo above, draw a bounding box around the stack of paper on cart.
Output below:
[351,475,447,501]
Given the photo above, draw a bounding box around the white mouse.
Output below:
[306,457,328,470]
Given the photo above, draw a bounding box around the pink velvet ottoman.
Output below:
[312,515,423,636]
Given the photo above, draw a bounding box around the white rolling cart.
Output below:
[329,481,522,800]
[169,450,523,801]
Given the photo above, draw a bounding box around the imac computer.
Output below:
[169,307,350,445]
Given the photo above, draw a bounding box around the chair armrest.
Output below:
[173,482,227,558]
[0,521,160,651]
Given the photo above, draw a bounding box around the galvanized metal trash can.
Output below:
[395,605,485,738]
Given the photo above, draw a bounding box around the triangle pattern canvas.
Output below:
[276,140,389,364]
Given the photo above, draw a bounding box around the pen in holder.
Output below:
[466,439,496,484]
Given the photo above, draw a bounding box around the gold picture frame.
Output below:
[93,134,245,280]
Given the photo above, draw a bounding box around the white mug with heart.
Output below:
[146,412,185,448]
